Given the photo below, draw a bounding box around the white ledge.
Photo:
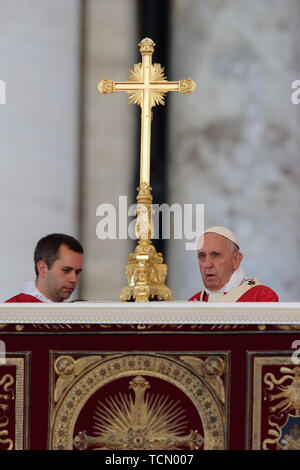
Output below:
[0,302,299,324]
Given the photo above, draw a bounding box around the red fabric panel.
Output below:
[5,294,43,303]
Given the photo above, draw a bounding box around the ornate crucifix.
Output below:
[98,38,196,302]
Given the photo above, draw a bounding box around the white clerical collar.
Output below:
[205,267,246,296]
[22,281,54,303]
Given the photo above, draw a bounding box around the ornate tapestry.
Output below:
[0,322,299,449]
[49,352,228,450]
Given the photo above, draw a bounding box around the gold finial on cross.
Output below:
[139,37,156,54]
[98,38,196,302]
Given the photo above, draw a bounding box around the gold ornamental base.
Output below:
[120,240,173,302]
[120,183,173,302]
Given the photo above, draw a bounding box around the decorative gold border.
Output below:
[1,356,28,450]
[49,352,228,450]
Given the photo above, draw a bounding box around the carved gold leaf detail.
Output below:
[151,63,167,82]
[150,91,166,107]
[128,90,143,106]
[179,78,196,94]
[135,203,154,240]
[139,37,156,54]
[127,63,143,106]
[98,79,115,95]
[129,63,143,81]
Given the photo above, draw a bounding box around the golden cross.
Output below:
[98,38,196,301]
[98,37,196,186]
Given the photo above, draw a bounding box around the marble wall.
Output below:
[80,0,136,300]
[0,0,81,301]
[167,0,300,301]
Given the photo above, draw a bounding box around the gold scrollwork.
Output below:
[0,417,13,450]
[0,373,15,450]
[264,366,300,415]
[253,358,300,450]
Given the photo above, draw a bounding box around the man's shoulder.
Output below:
[189,291,203,301]
[5,293,43,303]
[238,284,279,302]
[188,284,279,302]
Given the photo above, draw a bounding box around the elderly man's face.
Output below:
[197,233,242,291]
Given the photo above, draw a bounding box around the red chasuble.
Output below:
[5,293,43,303]
[189,284,279,302]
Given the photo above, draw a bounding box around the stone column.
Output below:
[0,0,81,300]
[80,0,136,300]
[168,0,300,301]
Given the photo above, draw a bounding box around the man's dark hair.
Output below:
[34,233,84,278]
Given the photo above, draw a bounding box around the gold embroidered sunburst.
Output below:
[73,376,203,450]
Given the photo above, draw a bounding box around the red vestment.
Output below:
[5,293,43,303]
[189,284,279,302]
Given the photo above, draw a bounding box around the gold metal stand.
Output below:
[119,183,173,302]
[98,38,196,301]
